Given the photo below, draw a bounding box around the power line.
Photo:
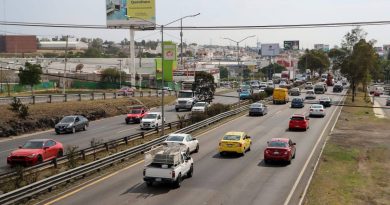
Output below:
[0,20,390,31]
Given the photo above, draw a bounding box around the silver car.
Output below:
[309,104,326,117]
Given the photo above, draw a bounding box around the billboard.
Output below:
[284,41,300,50]
[314,44,330,52]
[261,43,280,56]
[106,0,156,29]
[163,41,177,61]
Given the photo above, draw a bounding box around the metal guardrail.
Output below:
[0,90,178,105]
[0,101,251,205]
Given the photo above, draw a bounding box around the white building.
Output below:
[39,41,89,50]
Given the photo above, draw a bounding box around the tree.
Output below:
[261,63,287,79]
[328,48,348,71]
[100,68,126,87]
[18,62,42,95]
[298,50,330,75]
[341,39,379,101]
[83,48,102,58]
[341,26,367,53]
[192,71,216,102]
[243,68,251,80]
[0,69,13,96]
[219,66,228,79]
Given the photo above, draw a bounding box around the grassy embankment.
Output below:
[304,90,390,205]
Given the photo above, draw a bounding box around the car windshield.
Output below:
[130,109,142,114]
[268,141,288,147]
[178,92,193,98]
[194,102,206,107]
[307,91,314,94]
[22,141,44,149]
[292,98,302,102]
[60,116,75,123]
[320,98,330,101]
[250,104,263,108]
[223,135,241,141]
[241,91,250,94]
[166,135,184,142]
[144,114,157,119]
[120,87,129,91]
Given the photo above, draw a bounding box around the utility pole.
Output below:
[118,59,123,88]
[161,25,165,136]
[62,35,69,94]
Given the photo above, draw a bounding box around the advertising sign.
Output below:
[261,43,280,56]
[284,41,300,50]
[106,0,156,29]
[163,42,177,61]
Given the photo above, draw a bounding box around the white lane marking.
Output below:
[117,127,138,134]
[283,91,346,205]
[297,92,347,205]
[275,110,282,115]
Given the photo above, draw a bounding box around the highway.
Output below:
[39,88,346,205]
[374,94,390,118]
[0,92,239,172]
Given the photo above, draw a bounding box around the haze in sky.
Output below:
[1,0,390,48]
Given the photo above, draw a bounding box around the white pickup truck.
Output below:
[143,145,194,188]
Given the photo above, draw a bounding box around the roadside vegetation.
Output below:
[0,96,176,138]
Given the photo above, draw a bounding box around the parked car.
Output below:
[289,114,310,131]
[125,107,148,124]
[249,103,268,116]
[239,90,252,100]
[7,139,64,166]
[319,97,332,107]
[163,133,199,154]
[219,132,251,156]
[264,138,296,164]
[140,112,165,130]
[289,87,301,96]
[305,90,316,100]
[117,87,135,96]
[309,104,326,117]
[291,97,305,108]
[55,115,89,134]
[333,84,343,92]
[191,102,209,113]
[143,144,193,188]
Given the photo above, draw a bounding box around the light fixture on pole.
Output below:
[128,13,200,136]
[222,35,255,84]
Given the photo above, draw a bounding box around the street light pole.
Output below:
[180,19,183,67]
[118,59,123,88]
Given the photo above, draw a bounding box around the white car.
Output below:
[259,82,267,88]
[163,133,199,154]
[191,102,209,112]
[267,80,274,87]
[305,90,316,100]
[309,104,326,117]
[140,112,165,130]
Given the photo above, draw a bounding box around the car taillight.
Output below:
[172,170,175,179]
[284,151,288,155]
[265,150,270,154]
[320,109,324,112]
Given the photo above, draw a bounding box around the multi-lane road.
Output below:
[0,92,239,172]
[37,88,346,205]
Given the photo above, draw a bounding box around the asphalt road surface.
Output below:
[0,92,239,172]
[39,88,346,205]
[374,94,390,118]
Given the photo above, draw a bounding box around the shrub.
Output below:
[206,103,231,117]
[18,104,29,119]
[66,146,79,169]
[9,98,22,112]
[190,112,208,124]
[251,92,267,102]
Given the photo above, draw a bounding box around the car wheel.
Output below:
[187,164,193,178]
[83,124,87,131]
[146,181,153,187]
[247,145,251,151]
[57,149,64,157]
[175,108,179,112]
[37,155,43,164]
[72,127,76,134]
[264,159,269,164]
[126,121,129,124]
[186,148,190,155]
[241,149,246,156]
[195,144,199,153]
[174,174,182,188]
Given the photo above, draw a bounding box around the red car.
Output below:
[373,90,381,97]
[7,139,64,166]
[264,138,296,164]
[118,87,135,96]
[289,114,310,131]
[125,107,148,124]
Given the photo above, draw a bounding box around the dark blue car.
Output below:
[291,97,304,108]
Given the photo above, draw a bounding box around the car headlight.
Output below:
[67,123,73,128]
[187,101,193,104]
[27,154,37,158]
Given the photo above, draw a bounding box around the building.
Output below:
[0,35,37,53]
[39,41,88,50]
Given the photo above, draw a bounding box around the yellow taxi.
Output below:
[218,131,252,156]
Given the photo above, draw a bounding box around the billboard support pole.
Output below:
[130,29,136,87]
[161,25,165,137]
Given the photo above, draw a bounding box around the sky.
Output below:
[1,0,390,49]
